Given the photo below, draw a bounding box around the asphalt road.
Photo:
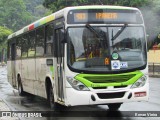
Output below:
[0,66,160,120]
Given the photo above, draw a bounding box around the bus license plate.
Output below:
[134,92,146,97]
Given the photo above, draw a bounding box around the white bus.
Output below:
[7,5,148,110]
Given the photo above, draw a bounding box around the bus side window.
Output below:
[21,34,28,58]
[36,27,45,57]
[16,37,21,59]
[11,42,16,61]
[45,23,54,55]
[7,41,11,60]
[28,31,36,57]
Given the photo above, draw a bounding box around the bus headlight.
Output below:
[131,75,147,89]
[66,77,90,91]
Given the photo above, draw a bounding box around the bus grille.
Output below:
[97,92,125,99]
[84,75,135,83]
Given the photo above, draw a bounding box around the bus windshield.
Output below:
[67,26,147,73]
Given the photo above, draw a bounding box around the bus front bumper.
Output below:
[65,83,149,106]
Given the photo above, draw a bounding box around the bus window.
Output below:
[7,41,11,60]
[45,23,54,55]
[28,31,36,57]
[16,37,21,59]
[36,27,45,57]
[11,42,16,60]
[21,34,28,58]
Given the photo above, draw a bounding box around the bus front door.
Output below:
[55,28,64,102]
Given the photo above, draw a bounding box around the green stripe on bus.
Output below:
[75,71,143,87]
[50,66,54,73]
[50,66,54,78]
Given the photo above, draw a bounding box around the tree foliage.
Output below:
[0,0,50,59]
[0,0,50,32]
[43,0,150,12]
[24,0,52,19]
[0,26,12,56]
[0,0,33,31]
[0,26,12,44]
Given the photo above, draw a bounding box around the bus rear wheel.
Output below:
[18,76,25,96]
[108,103,122,111]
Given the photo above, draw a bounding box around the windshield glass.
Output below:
[67,26,147,73]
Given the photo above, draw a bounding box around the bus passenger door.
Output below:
[55,28,64,102]
[11,42,17,88]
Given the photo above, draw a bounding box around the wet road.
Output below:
[0,66,160,120]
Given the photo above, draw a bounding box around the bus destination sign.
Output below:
[75,12,118,21]
[68,9,143,24]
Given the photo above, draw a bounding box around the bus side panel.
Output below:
[35,58,47,98]
[7,61,12,86]
[15,59,21,89]
[21,59,34,94]
[27,58,36,94]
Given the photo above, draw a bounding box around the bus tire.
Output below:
[48,84,59,109]
[108,103,122,111]
[48,84,64,111]
[18,76,25,96]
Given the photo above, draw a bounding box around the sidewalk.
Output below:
[0,66,19,120]
[0,98,11,111]
[0,98,19,120]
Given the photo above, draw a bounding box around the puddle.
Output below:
[7,94,49,109]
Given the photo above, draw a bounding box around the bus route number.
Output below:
[75,13,86,20]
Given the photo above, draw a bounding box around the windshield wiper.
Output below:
[86,24,102,38]
[111,24,128,42]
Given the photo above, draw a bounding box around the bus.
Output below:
[7,5,148,110]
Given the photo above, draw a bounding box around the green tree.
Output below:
[24,0,52,19]
[0,26,12,60]
[0,26,12,44]
[43,0,150,12]
[0,0,33,31]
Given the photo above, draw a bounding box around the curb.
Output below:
[0,99,19,120]
[0,95,20,120]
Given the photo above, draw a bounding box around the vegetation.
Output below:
[24,0,52,20]
[0,26,12,44]
[0,26,12,61]
[0,0,32,32]
[43,0,150,12]
[0,0,50,61]
[0,0,50,32]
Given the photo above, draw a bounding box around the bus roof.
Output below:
[8,5,139,39]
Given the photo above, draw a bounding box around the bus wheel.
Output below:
[18,76,25,96]
[108,103,122,111]
[48,85,55,109]
[48,85,63,111]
